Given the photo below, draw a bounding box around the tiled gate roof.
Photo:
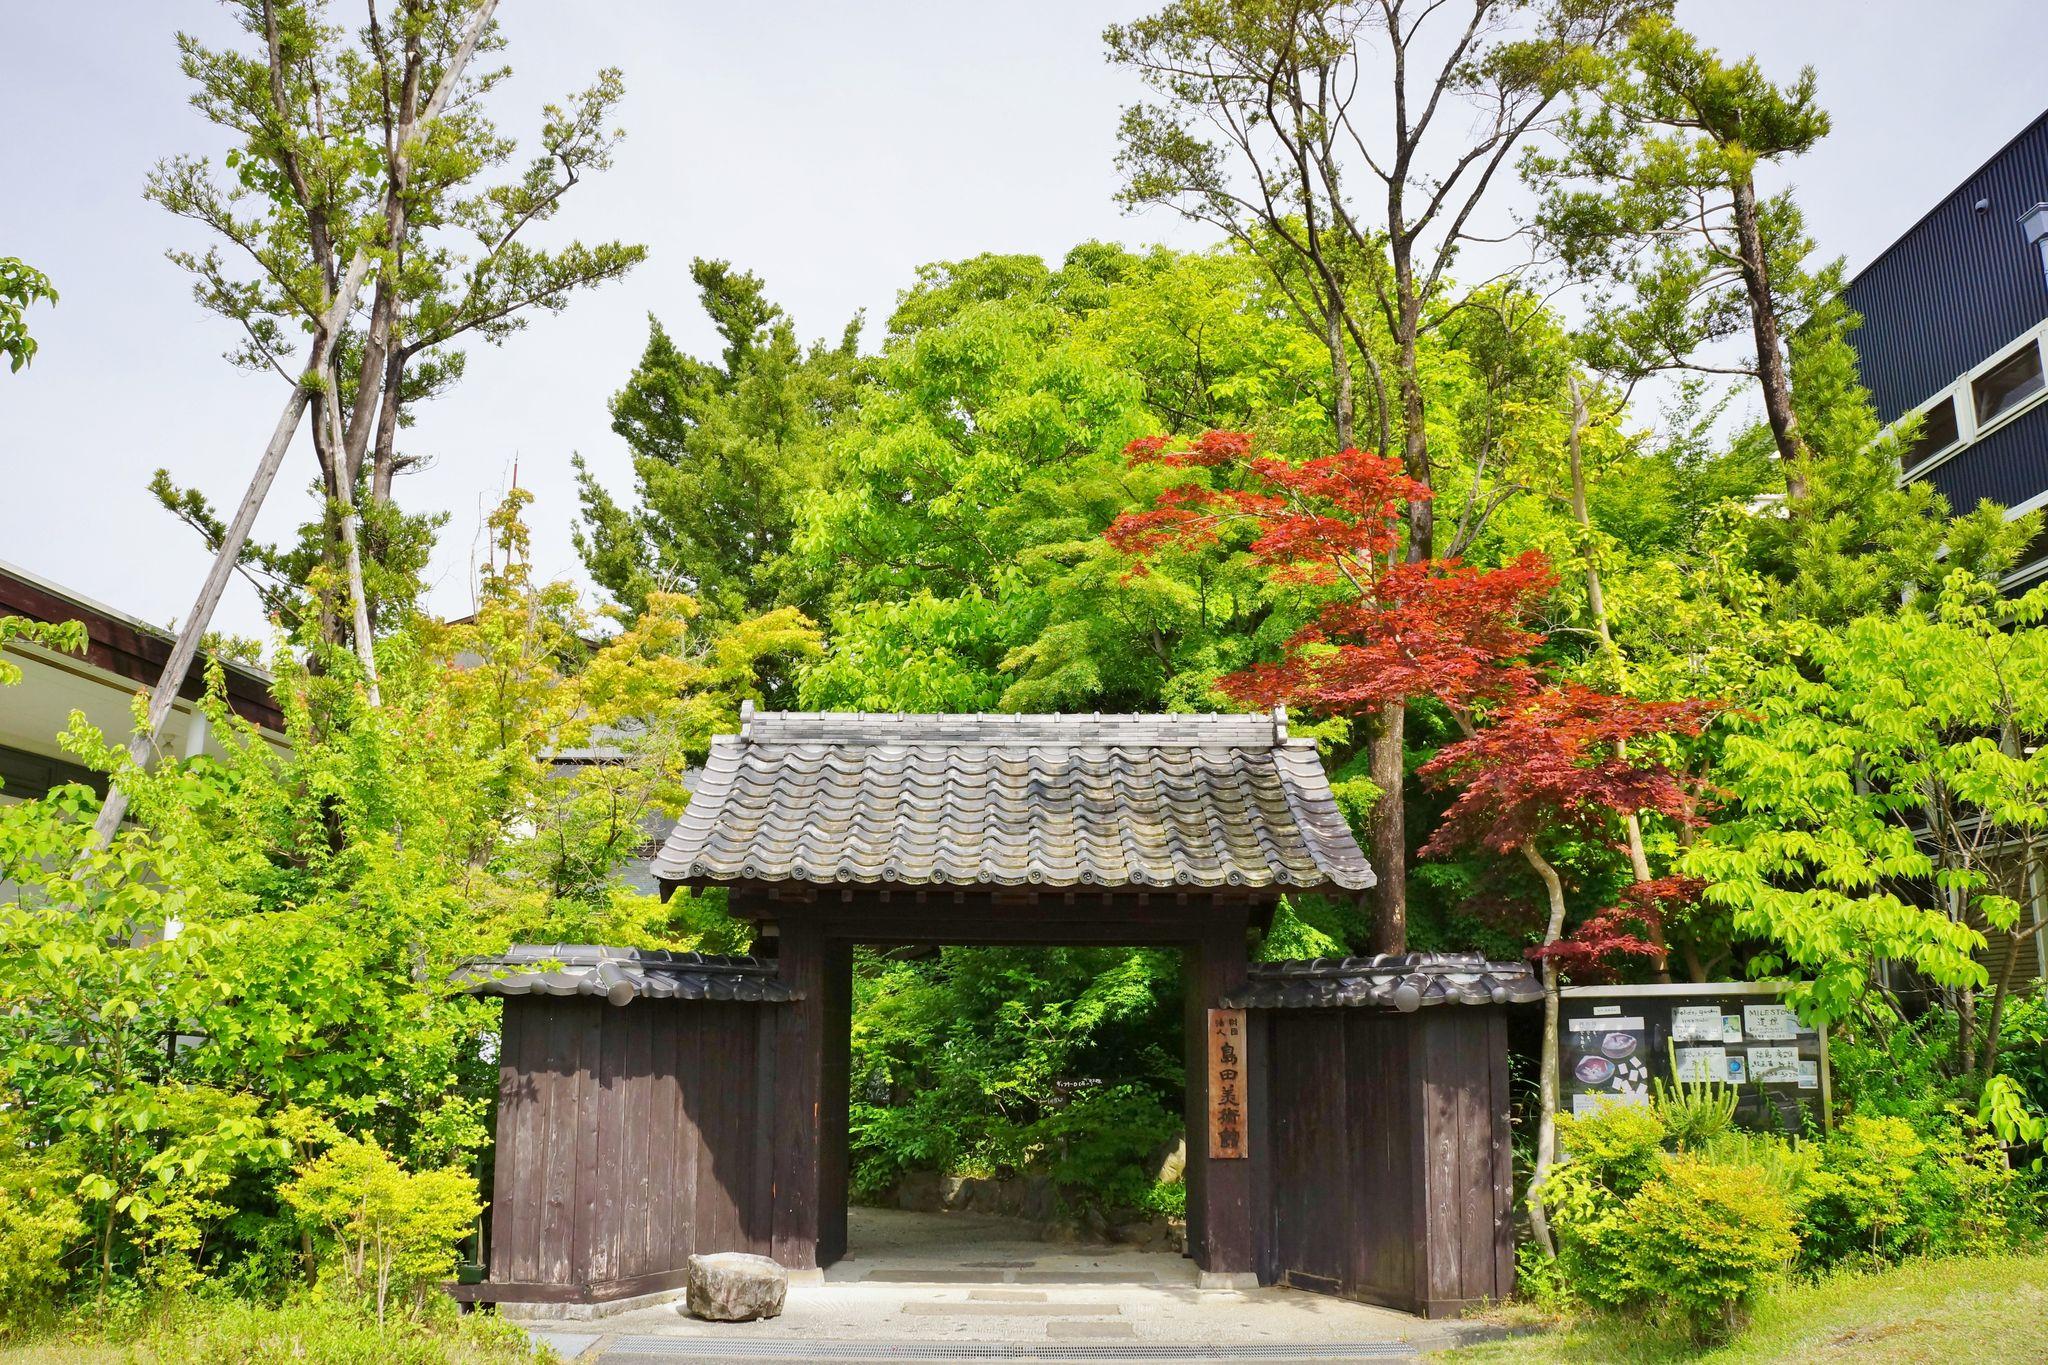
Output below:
[650,706,1375,893]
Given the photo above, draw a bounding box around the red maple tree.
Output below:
[1108,437,1553,725]
[1108,434,1555,952]
[1110,432,1719,1256]
[1418,682,1714,1255]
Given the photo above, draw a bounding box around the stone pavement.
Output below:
[526,1208,1507,1363]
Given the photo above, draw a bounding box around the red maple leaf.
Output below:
[1418,686,1716,858]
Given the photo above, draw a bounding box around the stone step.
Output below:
[899,1301,1123,1317]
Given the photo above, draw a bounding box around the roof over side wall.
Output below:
[456,945,799,1005]
[650,707,1375,894]
[1224,953,1542,1012]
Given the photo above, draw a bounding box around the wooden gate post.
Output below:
[1184,903,1256,1286]
[770,910,829,1276]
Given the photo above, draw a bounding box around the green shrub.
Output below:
[1620,1155,1799,1343]
[1700,1127,1819,1210]
[1137,1176,1186,1221]
[1828,1009,1969,1129]
[1800,1110,2017,1264]
[1650,1041,1738,1150]
[1998,995,2048,1116]
[1547,1105,1670,1309]
[0,1118,84,1341]
[1556,1104,1669,1197]
[281,1138,480,1325]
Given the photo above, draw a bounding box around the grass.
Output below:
[0,1297,551,1365]
[1440,1250,2048,1364]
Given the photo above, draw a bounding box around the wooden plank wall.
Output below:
[1260,1007,1513,1318]
[486,995,779,1303]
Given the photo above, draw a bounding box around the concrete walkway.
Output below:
[533,1207,1500,1363]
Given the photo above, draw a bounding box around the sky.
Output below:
[4,1,2047,645]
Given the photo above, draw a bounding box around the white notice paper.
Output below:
[1797,1060,1820,1091]
[1744,1004,1800,1041]
[1674,1047,1730,1083]
[1672,1006,1724,1042]
[1569,1016,1645,1032]
[1748,1047,1801,1084]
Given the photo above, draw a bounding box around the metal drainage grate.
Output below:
[603,1342,1419,1360]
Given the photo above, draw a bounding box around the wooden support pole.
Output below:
[1184,902,1256,1285]
[770,911,827,1273]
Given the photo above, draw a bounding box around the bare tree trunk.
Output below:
[1978,922,2035,1084]
[325,390,382,705]
[1522,840,1570,1260]
[1565,377,1668,980]
[1731,177,1809,501]
[91,254,371,845]
[1367,703,1406,953]
[1327,305,1356,449]
[1394,293,1433,562]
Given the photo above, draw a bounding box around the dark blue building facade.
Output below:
[1844,109,2048,584]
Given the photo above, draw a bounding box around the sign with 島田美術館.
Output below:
[1207,1007,1247,1159]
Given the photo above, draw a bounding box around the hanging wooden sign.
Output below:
[1206,1007,1247,1159]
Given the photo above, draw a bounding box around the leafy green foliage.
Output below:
[577,260,866,627]
[1550,1105,1800,1340]
[282,1135,480,1323]
[0,1115,84,1341]
[0,256,58,372]
[1683,574,2048,1034]
[848,947,1182,1215]
[1623,1155,1800,1343]
[1650,1040,1739,1150]
[0,614,86,689]
[1800,1113,2019,1266]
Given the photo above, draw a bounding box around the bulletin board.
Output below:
[1557,983,1829,1134]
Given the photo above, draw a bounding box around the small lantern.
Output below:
[2022,202,2048,293]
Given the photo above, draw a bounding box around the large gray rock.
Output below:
[684,1252,787,1322]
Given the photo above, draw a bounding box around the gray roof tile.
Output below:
[456,945,798,1005]
[650,707,1374,893]
[1223,953,1542,1012]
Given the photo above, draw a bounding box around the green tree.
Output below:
[1684,572,2048,1090]
[148,0,643,648]
[576,259,865,624]
[1527,13,1831,496]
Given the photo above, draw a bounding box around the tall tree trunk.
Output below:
[1565,377,1668,980]
[325,388,382,705]
[1367,703,1406,954]
[1978,921,2035,1084]
[1522,840,1570,1260]
[1731,177,1809,501]
[1395,309,1433,562]
[91,254,371,844]
[1327,304,1356,449]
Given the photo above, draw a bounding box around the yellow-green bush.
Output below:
[282,1138,480,1325]
[1547,1105,1672,1309]
[1620,1155,1800,1342]
[0,1118,85,1340]
[1800,1110,2017,1264]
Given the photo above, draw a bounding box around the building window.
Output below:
[1974,341,2045,426]
[1900,396,1960,472]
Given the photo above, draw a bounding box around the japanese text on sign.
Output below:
[1207,1008,1247,1160]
